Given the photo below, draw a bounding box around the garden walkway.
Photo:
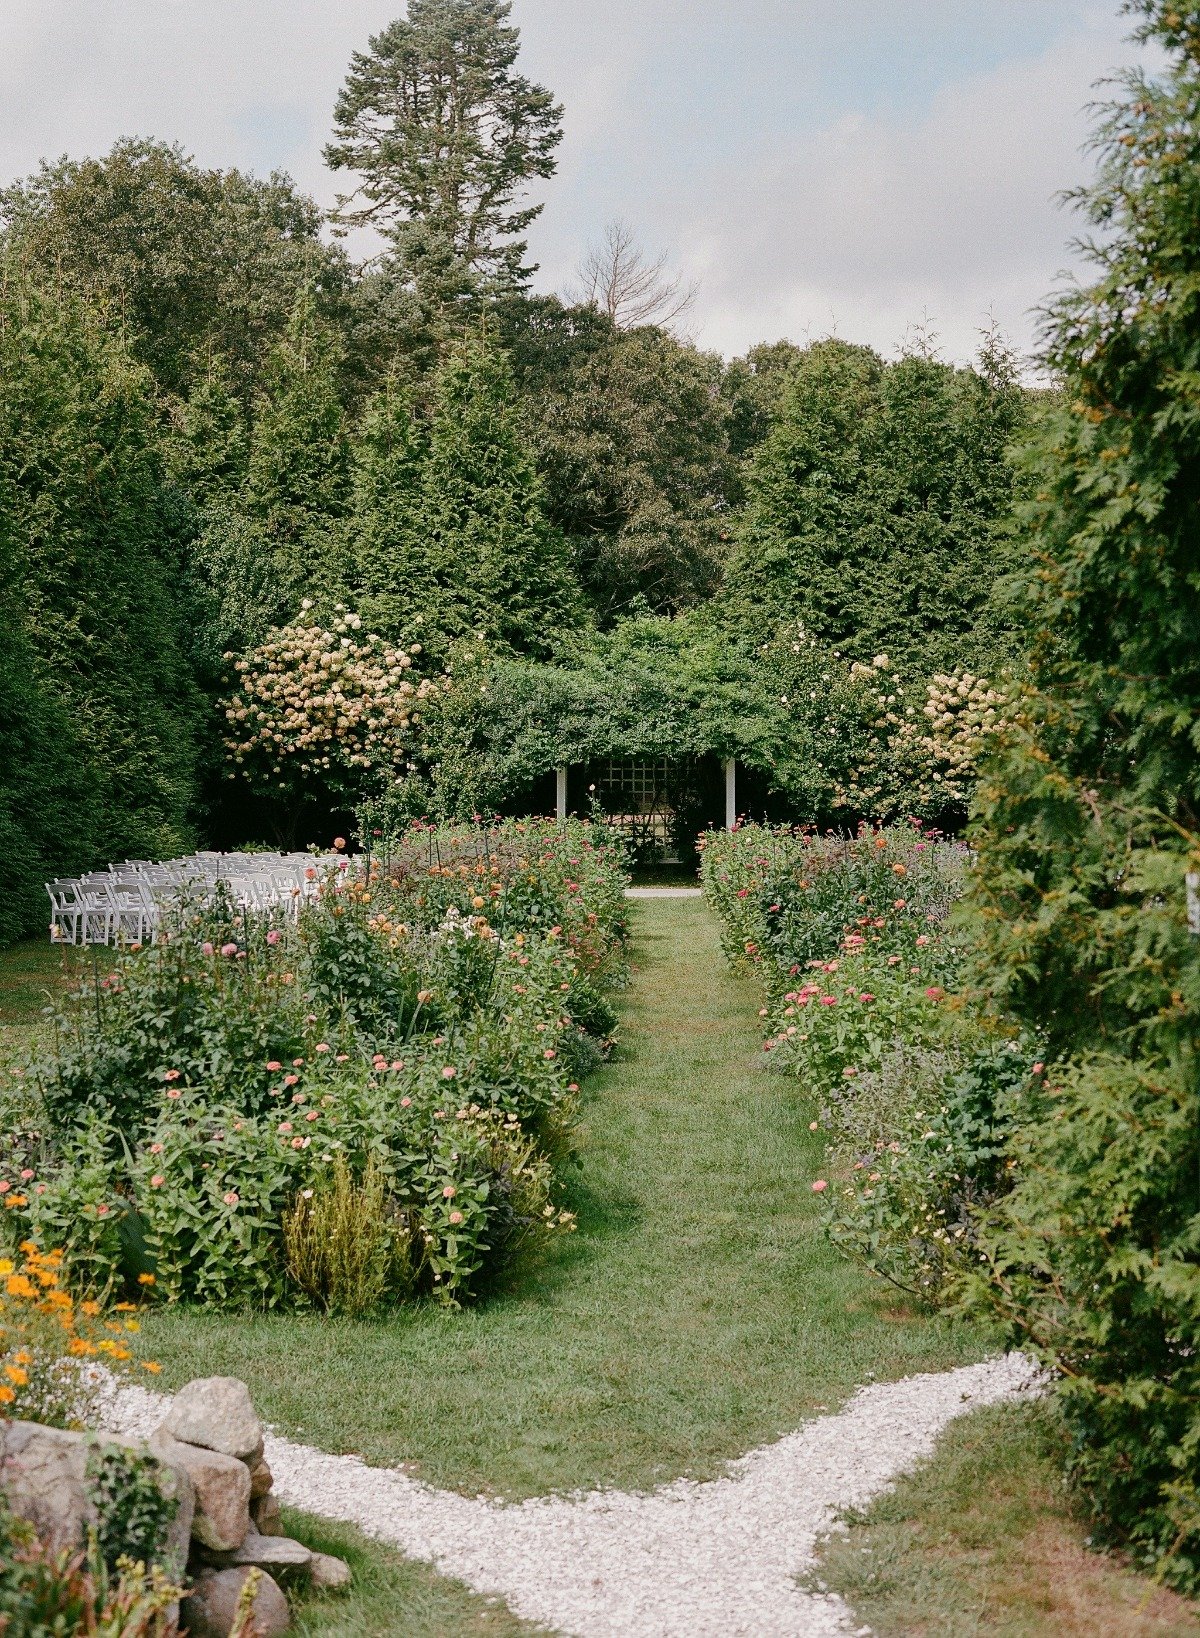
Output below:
[119,897,1034,1634]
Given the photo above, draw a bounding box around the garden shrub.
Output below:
[86,1444,179,1578]
[1,819,625,1310]
[702,822,1029,1304]
[950,0,1200,1588]
[283,1155,399,1316]
[0,1507,182,1638]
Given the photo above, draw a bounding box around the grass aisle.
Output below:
[142,895,989,1499]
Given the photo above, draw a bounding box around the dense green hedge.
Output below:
[0,287,202,944]
[958,1,1200,1589]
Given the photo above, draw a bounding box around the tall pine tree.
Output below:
[421,334,582,655]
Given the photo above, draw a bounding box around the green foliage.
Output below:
[0,137,349,402]
[6,821,626,1308]
[955,0,1200,1589]
[86,1444,179,1578]
[351,378,429,639]
[722,331,1031,679]
[0,1506,182,1638]
[419,334,583,654]
[0,284,202,942]
[702,823,1023,1304]
[243,291,353,615]
[499,297,737,617]
[283,1155,400,1316]
[327,0,563,315]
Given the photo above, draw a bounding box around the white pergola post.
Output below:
[556,766,568,821]
[724,758,737,831]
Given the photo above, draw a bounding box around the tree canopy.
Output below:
[327,0,563,316]
[722,333,1032,677]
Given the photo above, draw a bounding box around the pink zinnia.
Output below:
[812,1180,828,1193]
[150,1175,165,1188]
[266,929,282,946]
[442,1066,457,1079]
[220,942,238,957]
[201,941,214,957]
[223,1191,239,1206]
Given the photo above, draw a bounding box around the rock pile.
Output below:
[0,1375,349,1638]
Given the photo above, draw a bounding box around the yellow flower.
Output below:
[4,1365,28,1387]
[80,1300,102,1317]
[140,1360,162,1374]
[0,1259,12,1276]
[137,1273,156,1287]
[0,1384,14,1405]
[5,1275,35,1299]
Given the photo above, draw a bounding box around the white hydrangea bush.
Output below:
[222,604,441,797]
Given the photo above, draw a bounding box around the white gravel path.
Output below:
[107,1352,1037,1637]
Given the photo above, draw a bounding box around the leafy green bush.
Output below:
[86,1444,179,1578]
[702,821,1015,1303]
[0,1506,182,1638]
[952,1,1200,1589]
[3,820,625,1310]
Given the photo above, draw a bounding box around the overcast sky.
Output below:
[0,1,1145,367]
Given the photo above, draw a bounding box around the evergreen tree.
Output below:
[244,290,352,611]
[165,354,249,503]
[962,1,1200,1583]
[722,336,1028,678]
[421,334,582,654]
[0,285,201,931]
[351,378,429,637]
[326,1,563,322]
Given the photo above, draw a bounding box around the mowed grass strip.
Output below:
[812,1400,1200,1636]
[139,896,989,1498]
[281,1507,544,1637]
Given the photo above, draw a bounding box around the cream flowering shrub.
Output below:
[920,670,1006,805]
[222,604,441,799]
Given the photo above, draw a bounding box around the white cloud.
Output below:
[676,25,1134,364]
[0,1,1147,365]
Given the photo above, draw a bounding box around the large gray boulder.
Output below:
[0,1421,91,1555]
[0,1421,193,1573]
[161,1377,263,1465]
[150,1428,250,1553]
[205,1524,312,1584]
[180,1566,290,1638]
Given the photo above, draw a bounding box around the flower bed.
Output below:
[701,822,1039,1302]
[0,819,627,1311]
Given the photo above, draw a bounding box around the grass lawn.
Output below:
[137,896,990,1498]
[281,1507,542,1636]
[812,1399,1200,1636]
[0,937,85,1061]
